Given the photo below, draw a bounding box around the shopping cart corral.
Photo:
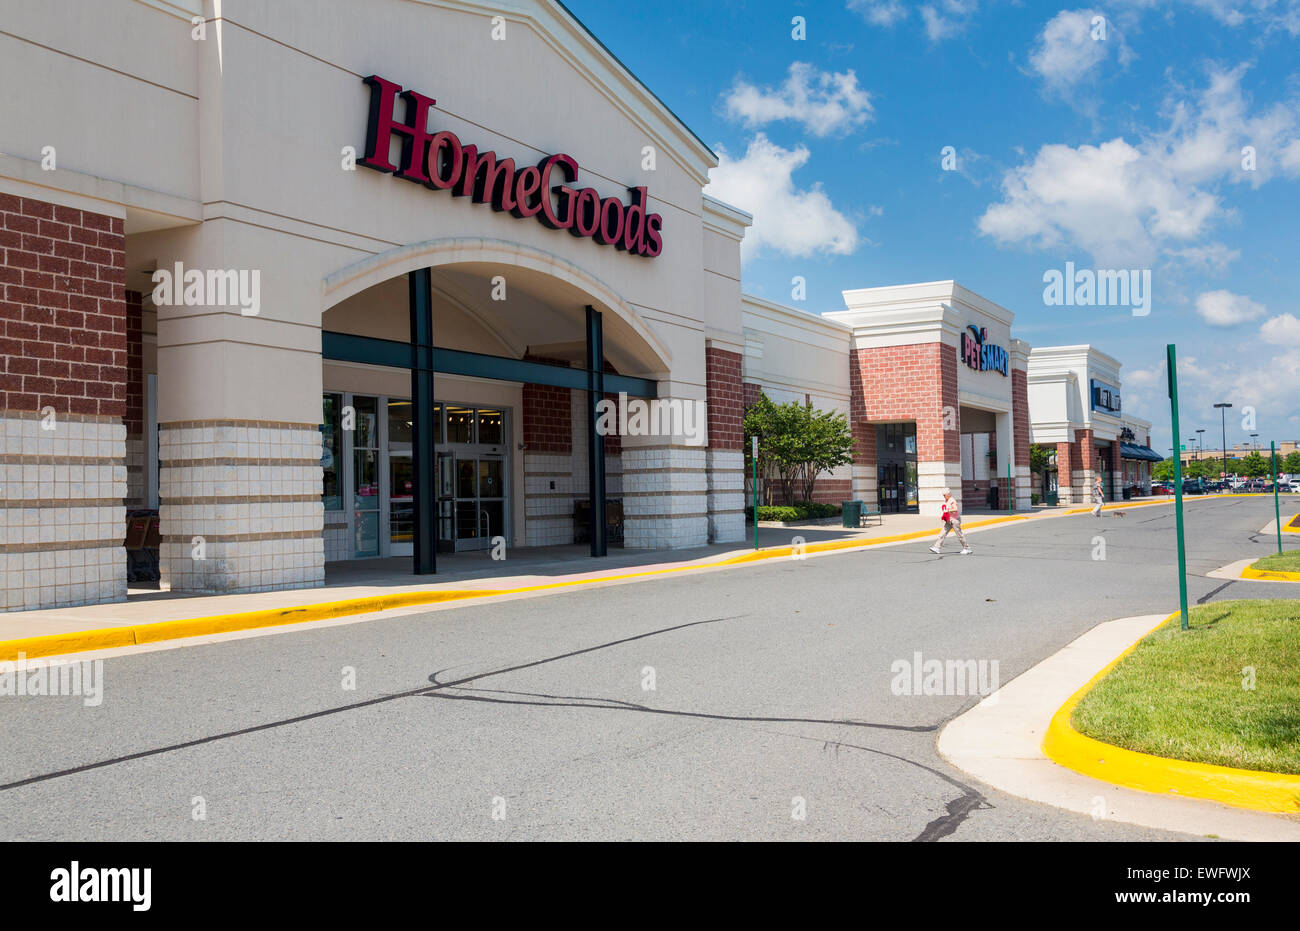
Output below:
[124,508,161,583]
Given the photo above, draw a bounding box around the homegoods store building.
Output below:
[0,0,1149,612]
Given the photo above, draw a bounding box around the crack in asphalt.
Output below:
[0,615,745,791]
[417,681,938,732]
[763,730,992,841]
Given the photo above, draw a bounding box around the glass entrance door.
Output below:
[351,396,381,557]
[387,400,414,556]
[452,454,506,550]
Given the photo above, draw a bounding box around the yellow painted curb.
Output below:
[1042,611,1300,813]
[0,496,1252,663]
[1285,513,1300,532]
[1242,565,1300,582]
[0,513,1032,662]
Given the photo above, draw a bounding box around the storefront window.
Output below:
[446,406,474,443]
[478,408,504,445]
[321,393,342,511]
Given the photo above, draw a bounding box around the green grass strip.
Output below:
[1073,599,1300,774]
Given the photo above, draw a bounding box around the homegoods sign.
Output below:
[360,75,663,258]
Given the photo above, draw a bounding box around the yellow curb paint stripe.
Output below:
[1042,611,1300,813]
[1284,513,1300,532]
[1241,565,1300,582]
[0,496,1263,663]
[0,514,1033,662]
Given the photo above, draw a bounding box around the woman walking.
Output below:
[930,488,972,555]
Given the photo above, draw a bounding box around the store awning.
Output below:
[1121,442,1164,462]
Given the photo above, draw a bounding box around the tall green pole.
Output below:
[1273,441,1283,556]
[752,435,759,550]
[1167,345,1189,631]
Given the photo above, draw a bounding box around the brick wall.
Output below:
[1074,429,1097,472]
[521,355,571,454]
[742,381,761,410]
[705,346,742,450]
[0,195,126,415]
[850,342,960,462]
[1012,367,1030,467]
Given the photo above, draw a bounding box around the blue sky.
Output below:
[565,0,1300,455]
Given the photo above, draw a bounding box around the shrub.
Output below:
[745,502,842,522]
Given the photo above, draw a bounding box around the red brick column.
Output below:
[1109,440,1123,500]
[1,194,127,610]
[1074,428,1097,503]
[851,341,960,515]
[705,346,744,541]
[1055,440,1075,503]
[521,355,574,546]
[1012,366,1031,509]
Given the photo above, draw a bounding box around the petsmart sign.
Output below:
[959,325,1008,376]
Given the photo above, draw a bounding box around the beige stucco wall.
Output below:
[1,0,727,424]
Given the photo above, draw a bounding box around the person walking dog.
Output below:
[930,488,972,555]
[1091,474,1105,517]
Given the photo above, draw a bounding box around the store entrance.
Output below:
[876,422,919,514]
[328,393,510,559]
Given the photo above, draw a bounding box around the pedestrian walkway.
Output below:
[0,501,1144,658]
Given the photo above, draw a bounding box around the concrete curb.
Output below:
[0,513,1031,662]
[939,613,1300,840]
[1207,557,1300,583]
[0,495,1278,663]
[1043,612,1300,814]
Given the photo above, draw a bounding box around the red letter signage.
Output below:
[361,76,664,259]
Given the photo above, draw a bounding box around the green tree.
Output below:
[1153,459,1175,482]
[1029,442,1053,475]
[743,392,853,505]
[1282,451,1300,475]
[1241,451,1270,477]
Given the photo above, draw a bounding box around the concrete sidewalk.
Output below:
[1,498,1142,658]
[938,613,1300,840]
[0,510,968,643]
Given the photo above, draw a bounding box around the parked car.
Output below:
[1182,477,1207,495]
[1150,482,1174,495]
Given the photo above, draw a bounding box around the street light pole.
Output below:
[1214,403,1232,487]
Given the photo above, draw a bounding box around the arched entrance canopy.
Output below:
[320,238,661,573]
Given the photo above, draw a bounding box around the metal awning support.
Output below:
[409,268,436,574]
[586,305,607,558]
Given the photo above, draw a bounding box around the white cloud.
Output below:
[978,65,1300,266]
[978,137,1218,265]
[1156,64,1300,187]
[920,0,979,40]
[848,0,909,26]
[705,134,860,259]
[1166,242,1240,274]
[1029,9,1131,96]
[1260,312,1300,344]
[722,63,873,138]
[1195,289,1267,326]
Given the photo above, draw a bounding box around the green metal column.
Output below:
[409,268,436,575]
[1167,345,1188,631]
[586,305,607,558]
[1273,441,1283,555]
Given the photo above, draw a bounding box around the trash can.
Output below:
[841,500,861,528]
[1122,486,1132,500]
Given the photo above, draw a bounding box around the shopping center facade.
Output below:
[0,0,1155,611]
